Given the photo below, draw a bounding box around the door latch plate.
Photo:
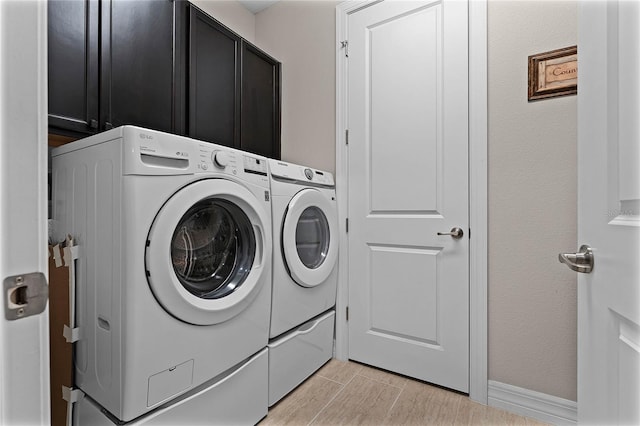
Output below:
[4,272,48,320]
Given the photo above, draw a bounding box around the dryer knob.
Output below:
[304,168,314,180]
[213,151,230,168]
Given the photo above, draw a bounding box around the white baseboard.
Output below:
[488,381,577,425]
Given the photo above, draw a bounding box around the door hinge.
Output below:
[341,40,349,57]
[346,306,349,321]
[345,129,349,145]
[346,218,349,233]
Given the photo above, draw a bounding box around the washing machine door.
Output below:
[282,188,338,288]
[146,179,270,325]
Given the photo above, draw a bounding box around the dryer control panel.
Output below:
[268,159,335,187]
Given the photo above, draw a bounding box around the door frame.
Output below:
[0,0,50,423]
[334,0,488,404]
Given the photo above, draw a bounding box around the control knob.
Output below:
[304,168,314,180]
[212,151,230,168]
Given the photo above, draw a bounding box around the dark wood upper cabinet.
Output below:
[48,0,280,159]
[241,41,281,159]
[187,7,240,148]
[48,0,180,136]
[101,0,178,133]
[48,0,100,134]
[185,6,281,158]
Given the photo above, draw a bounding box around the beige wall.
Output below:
[488,0,577,401]
[255,1,339,173]
[209,0,578,402]
[190,0,256,42]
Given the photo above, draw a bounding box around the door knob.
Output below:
[558,245,594,273]
[437,227,464,239]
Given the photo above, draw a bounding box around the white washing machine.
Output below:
[267,159,338,405]
[52,126,272,423]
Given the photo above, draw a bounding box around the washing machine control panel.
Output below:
[212,151,230,168]
[197,145,238,174]
[196,144,269,185]
[243,155,268,176]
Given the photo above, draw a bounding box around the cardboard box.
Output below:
[48,244,73,426]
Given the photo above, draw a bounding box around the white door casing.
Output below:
[0,0,50,424]
[345,0,469,393]
[576,1,640,424]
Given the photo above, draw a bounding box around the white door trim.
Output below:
[0,0,50,423]
[334,0,488,404]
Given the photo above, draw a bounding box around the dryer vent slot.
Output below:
[140,153,189,169]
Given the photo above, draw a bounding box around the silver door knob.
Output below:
[558,245,594,273]
[437,227,464,239]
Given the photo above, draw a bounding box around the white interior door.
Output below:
[346,0,469,392]
[574,1,640,423]
[0,0,50,424]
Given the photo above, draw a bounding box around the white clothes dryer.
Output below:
[268,160,338,338]
[52,126,272,423]
[267,160,338,405]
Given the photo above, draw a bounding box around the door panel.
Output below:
[48,0,99,133]
[369,246,439,342]
[369,5,440,213]
[241,42,281,159]
[146,180,270,326]
[348,0,469,392]
[577,1,640,423]
[188,7,240,148]
[282,189,338,287]
[105,0,176,133]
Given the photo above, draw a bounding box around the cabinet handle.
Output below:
[89,119,98,129]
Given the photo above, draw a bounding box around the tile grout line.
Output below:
[384,385,405,421]
[314,374,352,387]
[353,372,407,391]
[356,372,407,390]
[307,371,360,425]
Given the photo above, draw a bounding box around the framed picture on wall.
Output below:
[528,45,577,101]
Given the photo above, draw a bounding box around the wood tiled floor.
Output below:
[260,360,548,426]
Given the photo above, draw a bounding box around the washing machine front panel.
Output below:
[146,178,269,325]
[282,188,338,288]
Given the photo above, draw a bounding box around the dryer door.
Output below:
[146,179,270,325]
[282,188,338,287]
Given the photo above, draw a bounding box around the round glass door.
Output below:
[171,199,255,299]
[282,189,338,288]
[146,179,271,325]
[295,206,330,269]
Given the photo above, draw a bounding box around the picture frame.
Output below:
[528,45,577,101]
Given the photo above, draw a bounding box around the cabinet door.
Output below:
[188,7,240,148]
[48,0,99,134]
[241,42,281,159]
[101,0,177,133]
